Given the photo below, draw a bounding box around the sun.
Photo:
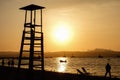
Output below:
[55,27,69,42]
[52,23,71,44]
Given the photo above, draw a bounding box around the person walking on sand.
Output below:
[8,59,10,67]
[2,59,5,66]
[11,59,14,67]
[105,63,111,78]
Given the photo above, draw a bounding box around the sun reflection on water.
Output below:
[57,57,68,72]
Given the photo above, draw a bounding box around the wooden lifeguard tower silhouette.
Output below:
[18,4,45,71]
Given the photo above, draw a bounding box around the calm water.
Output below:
[45,57,120,78]
[0,57,120,78]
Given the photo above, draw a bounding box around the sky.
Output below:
[0,0,120,52]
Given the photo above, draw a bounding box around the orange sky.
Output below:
[0,0,120,52]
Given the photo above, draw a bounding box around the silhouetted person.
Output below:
[105,63,111,78]
[11,59,14,67]
[8,60,10,67]
[2,59,5,66]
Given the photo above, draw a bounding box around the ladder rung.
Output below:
[35,31,42,33]
[23,44,41,46]
[24,37,42,40]
[23,43,41,45]
[25,37,31,39]
[34,51,42,54]
[24,23,31,25]
[34,37,41,40]
[23,50,42,53]
[23,50,30,52]
[24,31,42,34]
[34,39,41,40]
[25,24,41,26]
[34,51,41,52]
[34,52,41,54]
[24,23,41,26]
[21,57,29,59]
[35,37,41,38]
[24,25,34,28]
[34,25,41,27]
[33,65,42,67]
[34,43,41,45]
[25,32,30,34]
[24,23,34,28]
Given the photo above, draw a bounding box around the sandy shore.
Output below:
[0,66,120,80]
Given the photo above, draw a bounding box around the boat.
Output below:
[60,60,67,63]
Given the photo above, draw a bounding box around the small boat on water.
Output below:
[60,60,67,63]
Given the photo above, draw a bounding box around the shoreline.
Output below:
[0,66,120,80]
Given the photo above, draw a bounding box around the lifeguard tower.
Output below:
[18,4,45,72]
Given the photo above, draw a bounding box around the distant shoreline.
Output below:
[0,48,120,58]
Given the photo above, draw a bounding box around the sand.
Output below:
[0,66,120,80]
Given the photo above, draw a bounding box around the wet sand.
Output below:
[0,66,120,80]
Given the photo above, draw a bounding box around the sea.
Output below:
[44,57,120,78]
[0,57,120,78]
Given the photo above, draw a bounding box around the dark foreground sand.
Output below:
[0,66,120,80]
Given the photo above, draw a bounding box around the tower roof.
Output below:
[20,4,45,10]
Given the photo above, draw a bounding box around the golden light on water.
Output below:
[57,57,68,72]
[58,63,66,72]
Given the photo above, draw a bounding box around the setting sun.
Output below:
[55,27,69,42]
[52,22,72,44]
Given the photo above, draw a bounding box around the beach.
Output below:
[0,57,120,78]
[0,66,120,80]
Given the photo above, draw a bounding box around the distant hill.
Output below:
[0,48,120,58]
[0,51,18,57]
[45,48,120,58]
